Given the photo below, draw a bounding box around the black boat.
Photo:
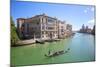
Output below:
[36,40,45,44]
[45,48,70,57]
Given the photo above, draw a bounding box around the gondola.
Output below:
[45,48,70,57]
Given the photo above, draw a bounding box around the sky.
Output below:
[11,0,95,31]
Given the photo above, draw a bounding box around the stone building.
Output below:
[79,24,92,34]
[57,21,68,38]
[66,24,72,36]
[17,14,72,40]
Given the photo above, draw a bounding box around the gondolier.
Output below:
[45,48,70,57]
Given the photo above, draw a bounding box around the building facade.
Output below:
[79,24,92,34]
[17,14,72,40]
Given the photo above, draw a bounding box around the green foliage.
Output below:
[92,25,95,35]
[11,17,19,46]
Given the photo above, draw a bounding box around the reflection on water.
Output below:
[11,33,95,66]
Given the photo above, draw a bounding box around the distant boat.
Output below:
[72,32,75,36]
[45,39,61,42]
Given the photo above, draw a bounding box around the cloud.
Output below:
[84,7,95,13]
[88,19,95,24]
[84,10,88,13]
[91,7,95,12]
[87,19,95,28]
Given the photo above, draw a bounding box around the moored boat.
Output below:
[36,40,45,44]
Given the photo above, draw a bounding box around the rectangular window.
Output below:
[48,17,55,23]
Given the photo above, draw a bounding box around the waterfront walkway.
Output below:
[17,38,62,45]
[17,39,35,45]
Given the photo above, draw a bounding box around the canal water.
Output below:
[11,33,95,66]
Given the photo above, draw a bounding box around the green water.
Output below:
[11,33,95,66]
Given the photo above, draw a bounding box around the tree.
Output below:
[91,25,95,35]
[11,17,19,46]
